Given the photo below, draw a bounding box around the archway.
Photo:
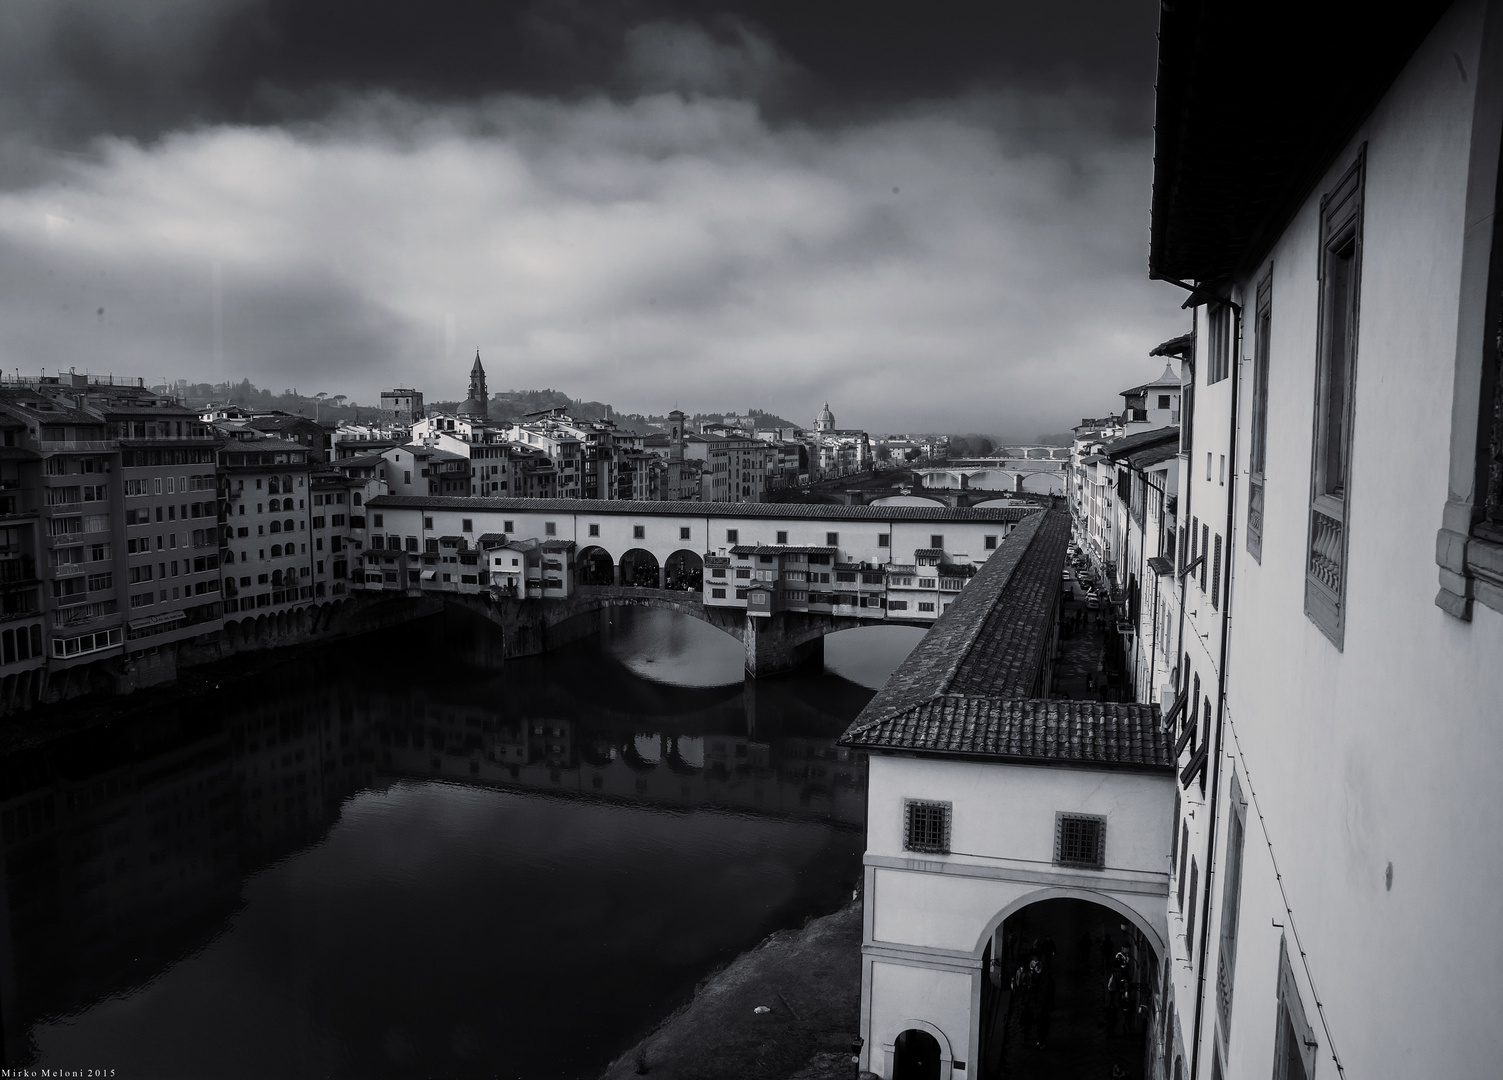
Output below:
[576,545,615,586]
[978,896,1161,1080]
[1020,472,1064,496]
[663,549,703,591]
[619,548,661,588]
[893,1028,943,1080]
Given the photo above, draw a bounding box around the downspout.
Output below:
[1191,294,1243,1080]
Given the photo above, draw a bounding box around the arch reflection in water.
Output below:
[1,611,882,1079]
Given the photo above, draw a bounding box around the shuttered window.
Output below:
[1306,150,1365,649]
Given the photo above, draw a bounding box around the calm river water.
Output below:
[0,609,923,1079]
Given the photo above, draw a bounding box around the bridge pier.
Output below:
[743,614,826,679]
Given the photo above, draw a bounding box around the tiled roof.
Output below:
[366,494,1044,524]
[840,506,1169,772]
[1103,426,1179,461]
[841,696,1171,769]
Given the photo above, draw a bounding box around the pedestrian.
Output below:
[1034,970,1056,1049]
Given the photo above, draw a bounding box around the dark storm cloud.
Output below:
[0,1,1184,435]
[1,0,1158,148]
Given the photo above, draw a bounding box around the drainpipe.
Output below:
[1190,293,1243,1080]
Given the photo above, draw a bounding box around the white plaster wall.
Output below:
[868,960,971,1077]
[1184,5,1503,1076]
[867,755,1175,875]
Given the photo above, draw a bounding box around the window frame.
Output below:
[1437,47,1503,619]
[1304,149,1365,649]
[903,799,952,855]
[1247,269,1273,562]
[1053,812,1106,870]
[1272,936,1318,1080]
[1216,774,1248,1043]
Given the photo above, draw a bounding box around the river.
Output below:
[0,609,923,1079]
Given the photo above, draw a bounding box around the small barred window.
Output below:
[904,799,951,854]
[1054,813,1106,870]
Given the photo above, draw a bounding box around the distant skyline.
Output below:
[0,0,1190,435]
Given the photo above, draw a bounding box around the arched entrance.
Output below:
[619,548,661,588]
[893,1028,943,1080]
[576,546,615,586]
[979,897,1160,1079]
[663,549,703,591]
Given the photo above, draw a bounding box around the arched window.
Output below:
[270,521,282,533]
[271,544,282,557]
[284,475,294,492]
[269,498,281,512]
[268,476,280,494]
[285,519,295,532]
[224,551,235,564]
[271,569,283,586]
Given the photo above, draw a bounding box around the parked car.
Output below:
[1085,594,1101,610]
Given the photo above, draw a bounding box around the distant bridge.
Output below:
[914,459,1067,496]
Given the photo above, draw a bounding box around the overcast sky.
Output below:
[0,0,1189,436]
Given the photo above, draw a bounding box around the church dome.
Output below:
[458,397,486,417]
[816,402,835,430]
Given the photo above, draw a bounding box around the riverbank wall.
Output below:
[598,894,872,1080]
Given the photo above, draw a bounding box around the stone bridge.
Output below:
[430,584,932,677]
[914,460,1066,496]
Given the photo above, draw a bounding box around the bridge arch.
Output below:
[1019,471,1064,495]
[663,549,703,591]
[619,548,661,589]
[576,545,615,586]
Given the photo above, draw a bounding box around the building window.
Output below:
[680,527,691,540]
[1186,857,1199,951]
[423,516,434,529]
[373,514,383,528]
[711,587,726,599]
[1247,270,1273,562]
[1207,302,1233,384]
[545,522,557,536]
[903,799,950,854]
[727,529,738,543]
[1054,813,1106,870]
[984,535,997,549]
[1273,936,1318,1080]
[1200,524,1209,591]
[826,532,838,546]
[1216,775,1248,1040]
[1306,150,1365,649]
[633,525,645,539]
[462,519,473,532]
[1211,534,1222,609]
[776,530,787,544]
[929,534,943,549]
[917,602,935,612]
[589,523,600,536]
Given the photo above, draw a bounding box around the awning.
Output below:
[421,570,437,581]
[129,610,184,631]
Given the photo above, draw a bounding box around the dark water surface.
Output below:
[1,610,921,1079]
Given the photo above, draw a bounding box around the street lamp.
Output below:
[850,1035,864,1080]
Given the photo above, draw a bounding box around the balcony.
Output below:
[37,439,115,453]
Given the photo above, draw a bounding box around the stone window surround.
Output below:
[1438,13,1503,621]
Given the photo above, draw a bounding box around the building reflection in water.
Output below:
[0,606,882,1069]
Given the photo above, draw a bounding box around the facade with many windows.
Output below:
[1147,3,1503,1078]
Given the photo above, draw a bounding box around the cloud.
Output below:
[0,81,1185,434]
